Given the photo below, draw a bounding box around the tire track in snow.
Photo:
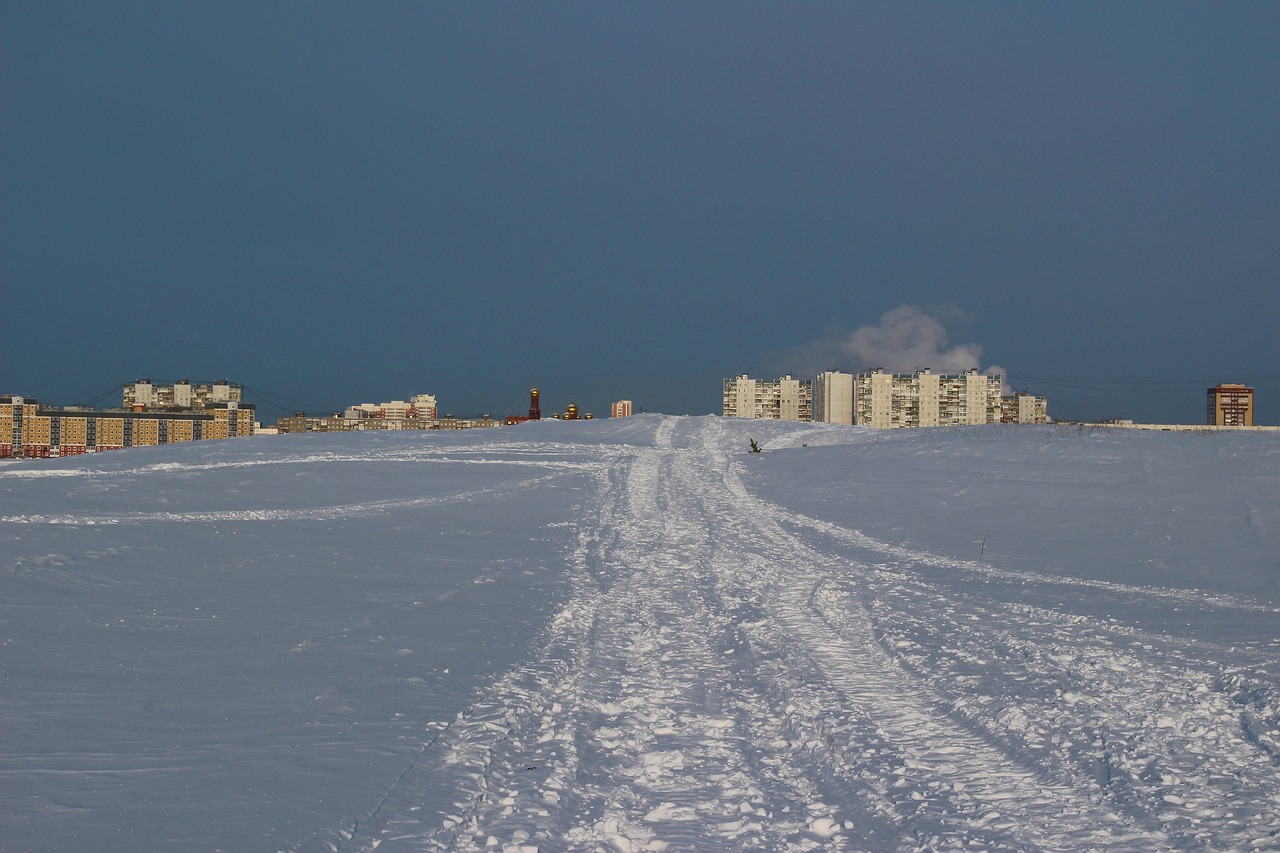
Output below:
[350,420,847,851]
[1,471,576,525]
[341,417,1277,851]
[711,422,1280,851]
[696,421,1161,851]
[545,419,821,851]
[770,521,1280,849]
[0,440,617,480]
[779,510,1280,615]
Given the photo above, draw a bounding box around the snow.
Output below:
[2,415,1278,851]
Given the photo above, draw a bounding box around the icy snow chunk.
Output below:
[807,817,842,838]
[644,802,697,821]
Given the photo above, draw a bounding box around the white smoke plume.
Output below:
[782,304,1008,390]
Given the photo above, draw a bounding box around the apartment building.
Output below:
[276,411,500,433]
[1001,392,1050,424]
[1,395,255,458]
[611,400,634,418]
[853,369,1003,428]
[723,375,763,419]
[123,379,242,410]
[277,391,510,433]
[812,371,854,424]
[723,375,813,421]
[1207,384,1253,426]
[343,394,439,422]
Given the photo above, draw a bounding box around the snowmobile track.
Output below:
[346,417,1280,852]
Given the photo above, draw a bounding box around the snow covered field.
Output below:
[2,415,1278,852]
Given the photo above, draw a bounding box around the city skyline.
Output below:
[4,369,1268,430]
[4,353,1275,427]
[3,4,1278,424]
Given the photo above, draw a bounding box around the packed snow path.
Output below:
[356,418,1280,852]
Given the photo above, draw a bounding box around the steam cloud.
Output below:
[783,305,1008,389]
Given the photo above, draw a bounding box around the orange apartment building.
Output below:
[1206,384,1254,426]
[1,395,255,458]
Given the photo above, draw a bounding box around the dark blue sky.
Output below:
[3,3,1277,423]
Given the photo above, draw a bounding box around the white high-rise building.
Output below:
[343,393,438,422]
[123,379,242,411]
[778,375,811,421]
[812,371,854,424]
[854,369,1003,428]
[723,374,812,421]
[723,375,761,419]
[1001,392,1049,424]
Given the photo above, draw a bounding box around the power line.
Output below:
[64,382,126,408]
[238,384,348,417]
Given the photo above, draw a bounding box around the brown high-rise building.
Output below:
[1207,384,1254,426]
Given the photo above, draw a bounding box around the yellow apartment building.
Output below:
[1,395,256,458]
